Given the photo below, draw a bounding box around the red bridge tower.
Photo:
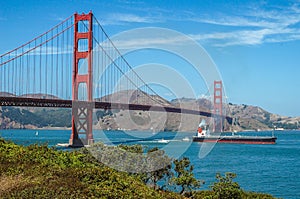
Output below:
[69,12,94,146]
[213,80,223,132]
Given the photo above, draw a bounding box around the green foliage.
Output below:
[190,172,278,199]
[35,108,72,127]
[0,139,278,198]
[2,107,42,127]
[171,157,203,195]
[87,143,173,190]
[1,107,71,128]
[187,190,215,198]
[118,144,143,153]
[211,172,242,199]
[191,190,278,199]
[241,191,278,199]
[0,138,182,198]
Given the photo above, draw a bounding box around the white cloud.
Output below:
[96,3,300,47]
[186,4,300,47]
[190,30,264,46]
[191,15,273,28]
[98,25,300,50]
[102,13,162,25]
[110,35,189,49]
[189,27,300,47]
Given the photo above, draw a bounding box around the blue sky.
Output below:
[1,0,300,117]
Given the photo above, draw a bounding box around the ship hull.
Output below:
[192,136,277,144]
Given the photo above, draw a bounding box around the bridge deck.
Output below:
[0,96,232,123]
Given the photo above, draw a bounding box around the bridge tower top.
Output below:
[73,11,93,101]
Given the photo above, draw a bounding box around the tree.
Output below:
[145,147,172,190]
[171,157,203,195]
[211,172,242,199]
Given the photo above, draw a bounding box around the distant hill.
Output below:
[0,107,71,129]
[170,97,300,131]
[0,91,299,131]
[95,89,171,106]
[227,103,300,131]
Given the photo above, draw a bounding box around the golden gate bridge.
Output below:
[0,12,231,147]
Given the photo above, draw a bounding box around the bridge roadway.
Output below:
[0,96,232,123]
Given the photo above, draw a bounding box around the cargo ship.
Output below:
[193,120,277,144]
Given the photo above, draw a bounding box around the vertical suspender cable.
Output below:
[19,49,21,96]
[3,57,5,93]
[110,43,112,96]
[14,51,17,95]
[0,57,1,92]
[33,39,36,95]
[103,40,106,100]
[26,44,29,96]
[65,20,69,99]
[56,27,59,98]
[19,47,24,95]
[11,55,13,94]
[51,30,54,99]
[40,36,42,95]
[45,31,48,96]
[1,57,2,92]
[15,51,17,95]
[101,31,104,101]
[60,23,65,98]
[4,56,6,93]
[12,51,15,95]
[8,55,10,94]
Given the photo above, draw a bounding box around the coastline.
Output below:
[2,127,299,132]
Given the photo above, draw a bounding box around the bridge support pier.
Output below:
[70,12,94,147]
[70,101,94,147]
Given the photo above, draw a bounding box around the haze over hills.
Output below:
[0,90,299,131]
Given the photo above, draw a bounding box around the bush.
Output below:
[211,172,242,199]
[190,172,278,199]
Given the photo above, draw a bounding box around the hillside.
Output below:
[0,91,299,131]
[0,107,71,129]
[227,103,300,131]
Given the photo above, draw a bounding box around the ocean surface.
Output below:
[1,129,300,199]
